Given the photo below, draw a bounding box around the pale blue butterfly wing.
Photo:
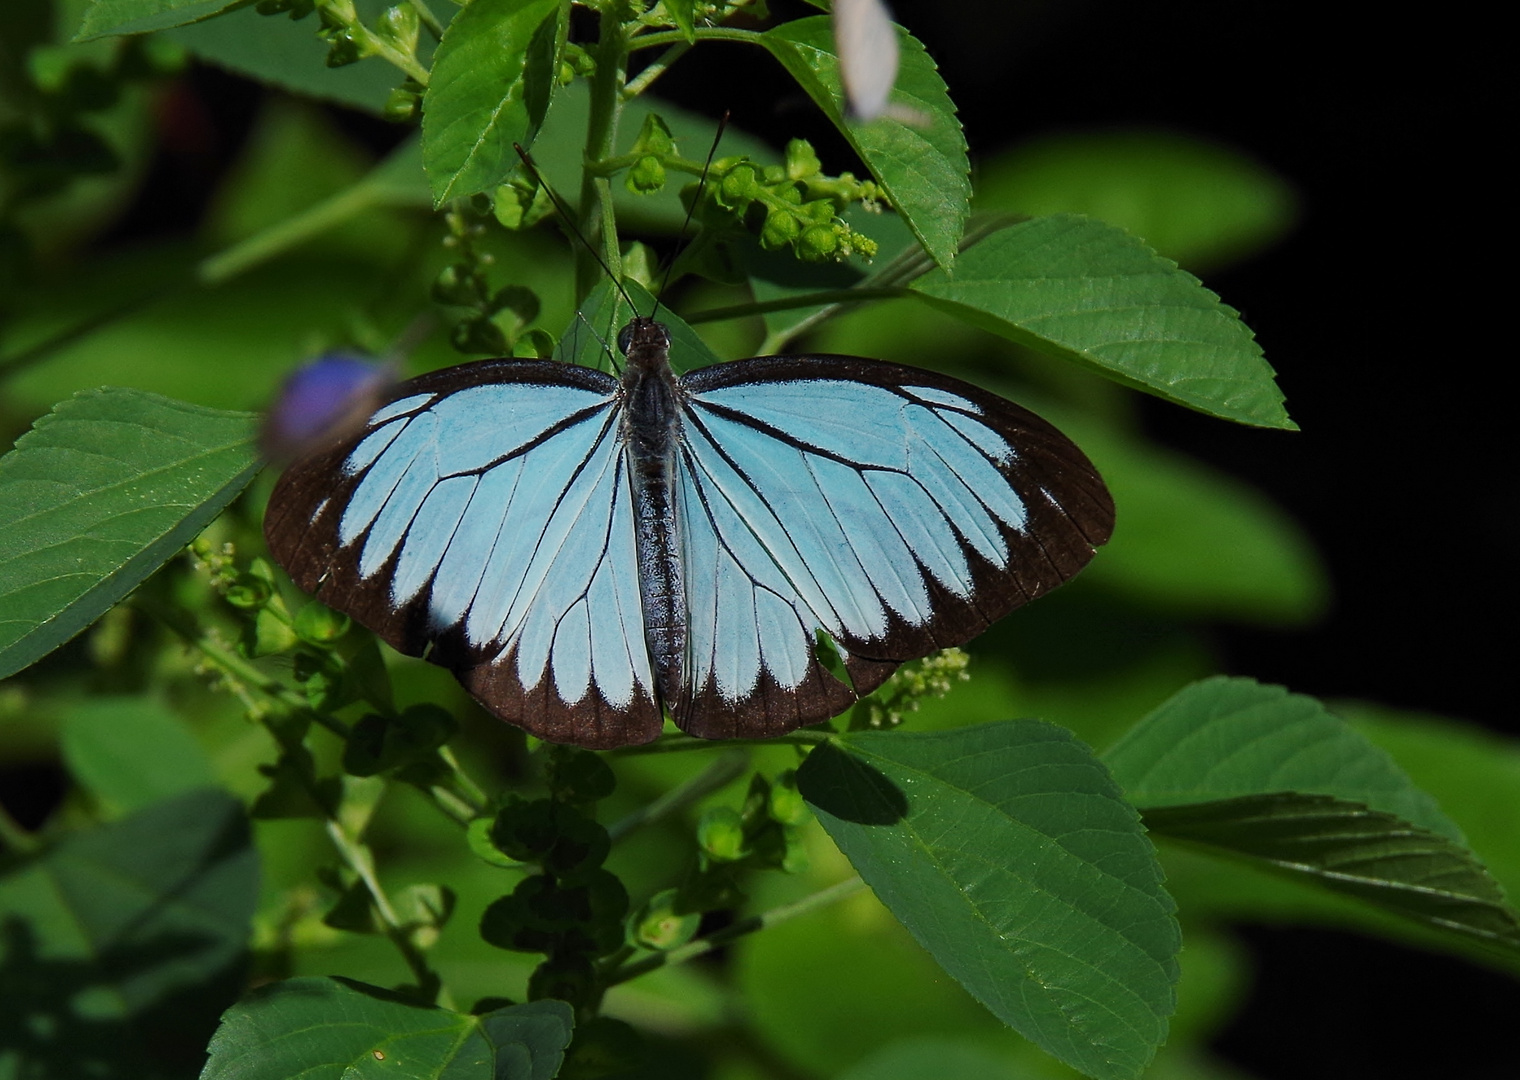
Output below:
[267,344,1113,749]
[669,354,1111,739]
[266,360,665,746]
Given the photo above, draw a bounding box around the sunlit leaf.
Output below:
[761,16,968,271]
[1103,677,1461,837]
[0,389,259,680]
[201,978,573,1079]
[1144,794,1520,950]
[422,0,561,205]
[799,721,1179,1080]
[910,215,1294,429]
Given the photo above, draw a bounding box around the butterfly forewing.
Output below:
[669,355,1113,738]
[264,359,666,748]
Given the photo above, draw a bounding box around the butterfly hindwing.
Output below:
[671,355,1114,738]
[264,359,666,748]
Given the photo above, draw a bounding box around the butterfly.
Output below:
[264,297,1114,749]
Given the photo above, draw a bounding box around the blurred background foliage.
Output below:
[1,1,1511,1078]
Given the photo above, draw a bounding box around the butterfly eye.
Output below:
[617,324,635,355]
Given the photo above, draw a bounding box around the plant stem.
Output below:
[577,14,629,302]
[604,877,867,987]
[622,42,690,99]
[607,750,749,842]
[137,597,352,739]
[0,801,38,855]
[408,0,445,39]
[685,287,908,326]
[629,26,762,53]
[326,821,443,1002]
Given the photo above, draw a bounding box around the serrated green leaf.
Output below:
[1142,794,1520,950]
[798,721,1180,1080]
[60,696,217,816]
[162,3,402,113]
[422,0,561,205]
[201,978,573,1079]
[74,0,242,40]
[761,16,968,271]
[975,131,1298,271]
[0,389,260,680]
[1102,677,1462,840]
[909,215,1294,429]
[0,788,258,1077]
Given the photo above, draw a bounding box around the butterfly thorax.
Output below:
[618,317,687,710]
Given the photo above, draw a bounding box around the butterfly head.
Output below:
[618,316,672,372]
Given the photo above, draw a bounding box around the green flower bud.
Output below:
[799,223,840,260]
[629,889,699,951]
[376,4,419,54]
[383,86,419,123]
[698,806,747,862]
[625,155,666,194]
[785,138,821,181]
[224,572,272,609]
[323,29,366,68]
[768,769,808,825]
[759,208,802,251]
[294,601,349,645]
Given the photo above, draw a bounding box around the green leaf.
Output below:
[1142,794,1520,950]
[59,696,217,816]
[422,0,561,205]
[761,16,969,271]
[798,722,1179,1080]
[0,789,258,1077]
[1102,677,1461,839]
[665,0,696,41]
[836,1038,1029,1080]
[0,389,260,681]
[1104,678,1520,951]
[202,978,573,1079]
[162,2,407,114]
[74,0,243,40]
[909,215,1294,429]
[975,131,1298,271]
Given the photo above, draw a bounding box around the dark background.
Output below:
[52,1,1520,1077]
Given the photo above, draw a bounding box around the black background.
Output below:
[59,1,1520,1076]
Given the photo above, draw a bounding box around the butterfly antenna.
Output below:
[512,143,637,314]
[650,110,730,324]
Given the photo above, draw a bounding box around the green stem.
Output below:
[629,26,762,52]
[607,750,749,842]
[576,15,629,301]
[605,877,867,987]
[137,597,351,739]
[622,41,690,99]
[0,801,38,855]
[326,821,443,1001]
[685,287,908,326]
[198,183,381,286]
[407,0,445,39]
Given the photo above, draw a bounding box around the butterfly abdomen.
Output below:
[621,322,687,712]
